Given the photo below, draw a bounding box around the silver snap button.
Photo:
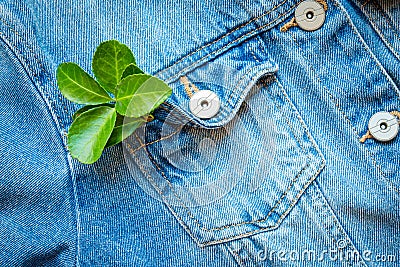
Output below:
[295,0,326,31]
[189,90,220,119]
[368,111,399,142]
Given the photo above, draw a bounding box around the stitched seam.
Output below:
[248,44,261,63]
[290,31,400,196]
[267,75,326,163]
[333,0,400,195]
[156,0,292,78]
[288,1,400,195]
[372,1,400,42]
[128,80,321,233]
[368,0,400,60]
[226,59,270,108]
[165,61,277,128]
[128,120,309,232]
[361,0,372,7]
[180,76,194,98]
[130,128,181,154]
[125,139,202,247]
[0,16,80,266]
[201,159,325,246]
[0,17,68,132]
[163,2,299,83]
[311,181,368,267]
[360,0,400,60]
[222,37,279,118]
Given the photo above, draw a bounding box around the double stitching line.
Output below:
[159,0,300,83]
[156,0,292,79]
[0,16,69,133]
[287,0,400,195]
[126,77,323,243]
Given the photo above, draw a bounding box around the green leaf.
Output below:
[115,74,172,117]
[105,114,145,147]
[68,106,117,164]
[72,103,114,120]
[121,63,144,80]
[92,40,136,94]
[57,63,113,105]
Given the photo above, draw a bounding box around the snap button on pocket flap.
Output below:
[155,38,278,128]
[123,75,325,246]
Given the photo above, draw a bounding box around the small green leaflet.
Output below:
[106,114,145,148]
[68,106,116,164]
[92,40,136,95]
[116,74,172,118]
[73,104,145,148]
[72,103,114,120]
[56,40,172,164]
[121,63,144,79]
[57,63,113,105]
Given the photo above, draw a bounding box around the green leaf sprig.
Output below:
[56,40,172,164]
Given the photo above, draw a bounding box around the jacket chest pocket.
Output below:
[123,37,325,247]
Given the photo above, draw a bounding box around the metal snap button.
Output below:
[368,111,399,142]
[295,0,326,31]
[189,90,220,119]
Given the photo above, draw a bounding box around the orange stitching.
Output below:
[390,111,400,118]
[180,76,193,98]
[281,0,327,32]
[359,131,374,143]
[281,17,298,32]
[361,0,372,8]
[316,0,328,11]
[179,76,200,99]
[125,140,201,244]
[129,128,181,154]
[191,83,200,92]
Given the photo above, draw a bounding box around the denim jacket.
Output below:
[0,0,399,266]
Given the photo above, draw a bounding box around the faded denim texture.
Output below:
[0,0,399,266]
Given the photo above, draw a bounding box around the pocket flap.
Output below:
[155,36,278,128]
[125,36,325,247]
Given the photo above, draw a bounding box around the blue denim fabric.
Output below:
[0,0,399,266]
